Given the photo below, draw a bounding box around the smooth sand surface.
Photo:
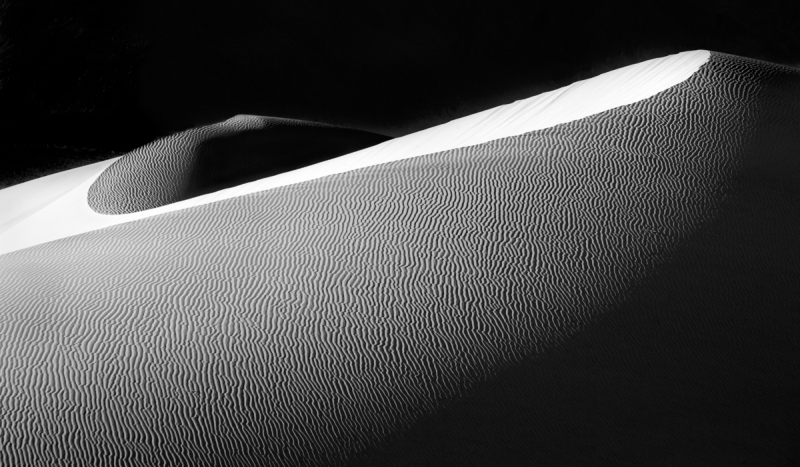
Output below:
[0,50,708,255]
[2,52,798,465]
[0,158,119,232]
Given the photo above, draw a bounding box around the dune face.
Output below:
[1,51,799,466]
[87,115,390,214]
[0,51,709,255]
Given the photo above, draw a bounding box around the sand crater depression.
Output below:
[87,115,390,214]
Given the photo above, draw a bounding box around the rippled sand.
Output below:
[1,52,799,465]
[88,116,390,214]
[0,51,708,255]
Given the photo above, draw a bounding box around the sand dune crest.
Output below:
[1,52,799,465]
[87,115,390,214]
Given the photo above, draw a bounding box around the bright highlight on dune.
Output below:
[87,116,390,214]
[0,50,708,255]
[2,51,799,466]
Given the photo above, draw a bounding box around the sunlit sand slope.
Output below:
[0,50,708,255]
[1,52,799,465]
[0,161,112,232]
[87,116,390,214]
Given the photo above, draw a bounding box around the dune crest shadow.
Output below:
[87,115,390,214]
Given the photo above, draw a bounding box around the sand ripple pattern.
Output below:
[1,53,798,466]
[87,115,389,214]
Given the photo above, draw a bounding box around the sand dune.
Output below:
[0,161,111,233]
[1,51,799,465]
[88,116,390,214]
[0,50,707,255]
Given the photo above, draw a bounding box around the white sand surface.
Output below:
[2,51,799,466]
[0,50,709,255]
[0,158,119,232]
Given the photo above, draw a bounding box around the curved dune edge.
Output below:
[0,50,709,255]
[0,160,116,233]
[87,116,391,214]
[2,52,798,466]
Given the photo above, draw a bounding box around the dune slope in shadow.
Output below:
[0,53,798,466]
[87,115,390,214]
[347,100,800,466]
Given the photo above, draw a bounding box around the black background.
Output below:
[1,0,799,185]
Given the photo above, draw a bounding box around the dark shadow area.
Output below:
[0,0,158,186]
[185,125,390,199]
[0,144,124,190]
[2,0,800,187]
[345,64,800,467]
[0,114,159,189]
[347,154,800,467]
[349,181,800,465]
[87,117,391,214]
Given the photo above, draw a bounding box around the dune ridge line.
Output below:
[0,50,709,255]
[2,51,798,466]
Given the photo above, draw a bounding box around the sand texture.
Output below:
[1,52,799,465]
[0,51,708,255]
[88,116,390,214]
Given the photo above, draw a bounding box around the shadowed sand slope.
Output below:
[87,115,390,214]
[1,53,799,466]
[0,50,707,255]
